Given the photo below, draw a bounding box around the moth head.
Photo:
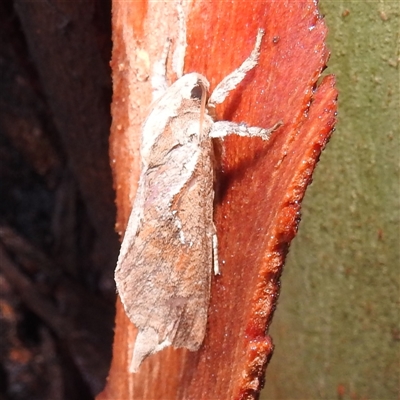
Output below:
[178,73,209,102]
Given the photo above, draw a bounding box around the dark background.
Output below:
[0,1,118,398]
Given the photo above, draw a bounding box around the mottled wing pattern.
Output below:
[115,75,215,354]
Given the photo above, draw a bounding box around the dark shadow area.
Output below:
[0,1,117,398]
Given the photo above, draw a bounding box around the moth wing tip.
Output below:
[129,327,172,373]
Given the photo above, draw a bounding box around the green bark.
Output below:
[262,1,399,399]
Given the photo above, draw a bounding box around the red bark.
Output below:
[102,1,337,399]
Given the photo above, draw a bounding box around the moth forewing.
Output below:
[115,74,215,372]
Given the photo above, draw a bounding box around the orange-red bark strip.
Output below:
[101,1,337,399]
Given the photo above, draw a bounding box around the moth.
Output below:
[115,29,281,372]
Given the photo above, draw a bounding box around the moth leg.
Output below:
[209,120,282,141]
[212,227,220,275]
[151,38,171,101]
[208,28,265,108]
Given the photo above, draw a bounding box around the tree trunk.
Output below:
[101,1,337,399]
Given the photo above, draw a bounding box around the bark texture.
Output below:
[102,1,337,399]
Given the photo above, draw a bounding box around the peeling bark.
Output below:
[102,1,337,399]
